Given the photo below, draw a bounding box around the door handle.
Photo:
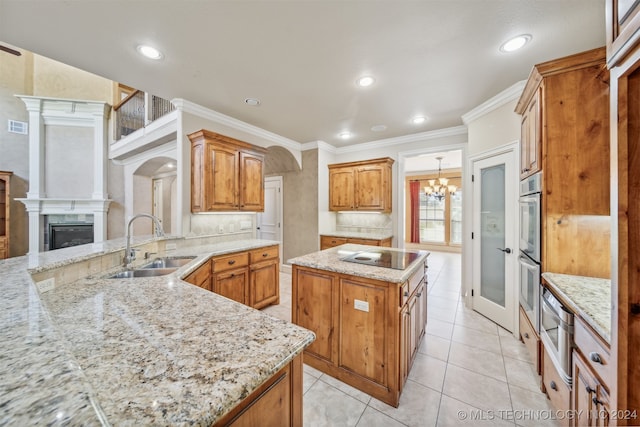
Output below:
[497,247,512,254]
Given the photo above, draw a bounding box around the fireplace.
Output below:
[49,224,94,250]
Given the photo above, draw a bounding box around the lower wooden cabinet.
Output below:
[519,305,541,375]
[320,235,392,250]
[292,261,427,407]
[573,350,611,427]
[214,353,303,426]
[542,347,571,427]
[183,245,279,310]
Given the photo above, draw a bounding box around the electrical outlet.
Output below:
[228,224,234,233]
[240,220,252,230]
[218,224,224,233]
[165,242,177,250]
[37,278,56,293]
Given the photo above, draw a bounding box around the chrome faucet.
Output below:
[123,214,165,268]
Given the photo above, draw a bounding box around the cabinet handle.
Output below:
[586,386,596,394]
[416,292,422,297]
[403,291,409,297]
[549,381,557,391]
[523,168,530,172]
[524,332,529,339]
[592,396,604,406]
[262,253,268,257]
[228,260,236,265]
[589,352,603,364]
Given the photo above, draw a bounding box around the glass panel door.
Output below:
[480,164,506,307]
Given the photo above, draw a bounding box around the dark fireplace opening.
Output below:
[49,224,94,250]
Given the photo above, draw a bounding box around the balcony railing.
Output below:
[113,89,175,141]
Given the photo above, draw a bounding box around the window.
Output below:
[450,190,463,244]
[419,193,445,242]
[410,175,462,246]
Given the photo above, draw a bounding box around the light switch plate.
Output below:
[240,220,252,230]
[218,225,224,233]
[37,278,56,293]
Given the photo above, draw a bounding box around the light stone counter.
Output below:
[542,272,611,343]
[0,237,314,426]
[288,244,428,283]
[320,231,393,241]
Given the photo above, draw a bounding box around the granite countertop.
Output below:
[1,238,314,425]
[542,272,611,344]
[320,231,393,241]
[288,244,428,283]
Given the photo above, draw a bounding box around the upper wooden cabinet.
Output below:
[188,130,266,212]
[328,157,394,213]
[519,88,541,180]
[606,0,640,67]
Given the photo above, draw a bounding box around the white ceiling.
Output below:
[405,150,462,173]
[0,1,605,147]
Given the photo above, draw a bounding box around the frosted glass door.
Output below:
[480,164,506,306]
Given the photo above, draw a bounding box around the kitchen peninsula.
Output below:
[289,244,429,407]
[1,236,315,425]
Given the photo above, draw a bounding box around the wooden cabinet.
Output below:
[0,171,11,260]
[516,47,611,279]
[292,259,427,407]
[319,235,392,250]
[573,350,611,427]
[183,260,212,292]
[606,0,640,67]
[212,252,249,305]
[188,130,266,213]
[214,353,303,426]
[328,157,394,213]
[519,89,541,180]
[519,305,541,375]
[542,347,571,427]
[249,245,280,309]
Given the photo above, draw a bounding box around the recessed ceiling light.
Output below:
[137,45,163,60]
[356,76,375,87]
[412,116,427,124]
[339,132,352,139]
[244,98,261,106]
[371,125,387,132]
[499,34,532,53]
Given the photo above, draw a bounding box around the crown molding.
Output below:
[172,98,302,153]
[301,140,338,153]
[461,80,526,124]
[334,125,467,154]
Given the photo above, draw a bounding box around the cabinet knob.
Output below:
[549,381,557,391]
[403,291,409,297]
[416,292,422,297]
[524,332,529,339]
[589,352,603,364]
[262,253,268,257]
[228,260,236,265]
[586,386,596,394]
[592,396,604,406]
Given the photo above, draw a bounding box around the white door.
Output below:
[152,178,163,234]
[257,176,283,259]
[471,150,517,332]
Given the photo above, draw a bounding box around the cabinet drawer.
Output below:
[542,347,571,424]
[400,282,409,307]
[519,306,540,374]
[320,236,347,249]
[346,238,377,246]
[574,316,611,386]
[0,237,7,249]
[213,252,249,273]
[249,245,279,263]
[407,266,423,298]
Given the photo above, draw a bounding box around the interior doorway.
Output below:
[257,176,283,263]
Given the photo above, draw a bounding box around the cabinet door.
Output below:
[520,91,540,180]
[214,267,248,305]
[329,168,355,211]
[208,144,239,210]
[191,141,205,212]
[573,350,598,427]
[239,151,264,211]
[293,268,337,363]
[414,282,427,353]
[250,258,279,309]
[355,165,386,210]
[184,261,212,292]
[339,278,388,386]
[400,304,410,386]
[320,236,347,250]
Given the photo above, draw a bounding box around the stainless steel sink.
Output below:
[108,268,178,279]
[141,256,196,269]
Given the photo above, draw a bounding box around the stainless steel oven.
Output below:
[540,287,574,384]
[519,172,542,332]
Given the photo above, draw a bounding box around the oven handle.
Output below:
[519,255,539,271]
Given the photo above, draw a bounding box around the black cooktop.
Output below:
[341,250,421,270]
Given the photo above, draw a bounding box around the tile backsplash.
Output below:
[336,212,392,233]
[189,213,255,237]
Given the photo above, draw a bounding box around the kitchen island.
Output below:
[289,244,429,407]
[1,236,315,426]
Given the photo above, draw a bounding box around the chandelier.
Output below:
[424,156,457,201]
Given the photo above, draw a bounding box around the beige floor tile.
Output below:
[442,364,512,413]
[304,379,367,427]
[429,287,461,302]
[419,334,451,362]
[455,308,499,335]
[509,384,562,427]
[437,395,516,427]
[428,306,457,324]
[304,372,319,394]
[426,318,455,340]
[369,380,441,427]
[448,342,507,382]
[304,363,324,378]
[451,324,502,354]
[319,374,372,405]
[503,356,540,393]
[355,406,406,427]
[408,353,447,392]
[429,295,459,311]
[499,333,531,362]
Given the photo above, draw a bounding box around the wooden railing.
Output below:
[113,89,175,141]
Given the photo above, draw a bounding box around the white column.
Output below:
[20,97,45,199]
[20,200,43,254]
[93,206,108,242]
[92,106,110,199]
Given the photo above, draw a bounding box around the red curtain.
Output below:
[410,180,421,243]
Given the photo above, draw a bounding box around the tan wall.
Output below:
[44,126,94,198]
[282,149,319,262]
[467,100,520,157]
[33,55,112,102]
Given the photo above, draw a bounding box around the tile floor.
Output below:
[262,251,559,427]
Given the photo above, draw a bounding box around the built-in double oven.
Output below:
[519,172,541,332]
